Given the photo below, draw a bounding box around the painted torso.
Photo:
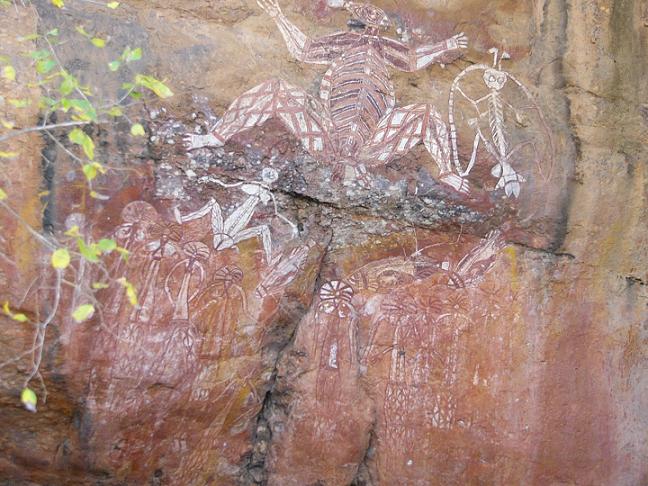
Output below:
[319,34,396,158]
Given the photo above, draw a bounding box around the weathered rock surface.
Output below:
[0,0,646,485]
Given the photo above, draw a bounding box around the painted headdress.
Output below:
[343,2,390,28]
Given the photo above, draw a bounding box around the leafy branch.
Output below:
[0,0,173,412]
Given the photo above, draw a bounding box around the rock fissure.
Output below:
[239,227,333,485]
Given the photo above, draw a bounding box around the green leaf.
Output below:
[106,1,120,8]
[97,238,117,253]
[18,34,40,42]
[0,188,6,200]
[108,60,121,72]
[3,301,27,322]
[0,151,19,158]
[82,163,98,181]
[29,50,50,60]
[77,238,100,263]
[107,106,123,117]
[9,98,30,108]
[65,225,80,237]
[130,123,145,136]
[39,97,58,111]
[122,47,142,63]
[91,38,106,48]
[135,74,173,98]
[46,28,59,37]
[62,99,97,121]
[51,248,71,269]
[2,65,15,81]
[89,191,109,200]
[72,304,95,323]
[69,128,95,159]
[51,0,64,7]
[116,247,130,260]
[130,48,142,61]
[21,387,37,412]
[36,59,56,74]
[59,73,78,96]
[92,282,110,290]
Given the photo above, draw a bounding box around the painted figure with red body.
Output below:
[185,0,470,192]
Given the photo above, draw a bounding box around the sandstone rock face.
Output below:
[0,1,646,485]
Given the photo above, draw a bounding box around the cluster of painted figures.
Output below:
[186,0,553,197]
[310,229,506,425]
[101,195,307,362]
[80,195,309,480]
[77,1,552,480]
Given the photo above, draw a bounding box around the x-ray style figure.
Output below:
[449,48,555,197]
[173,168,297,263]
[185,0,470,192]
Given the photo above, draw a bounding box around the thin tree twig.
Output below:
[42,33,93,107]
[44,129,85,164]
[0,201,56,249]
[24,269,62,387]
[0,121,94,143]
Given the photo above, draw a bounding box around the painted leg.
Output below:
[174,198,222,226]
[360,104,470,194]
[184,78,332,156]
[492,160,526,198]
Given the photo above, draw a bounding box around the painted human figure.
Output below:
[173,168,297,263]
[185,0,470,192]
[314,280,357,406]
[132,221,182,324]
[108,201,159,317]
[164,241,210,322]
[448,48,555,197]
[194,265,246,361]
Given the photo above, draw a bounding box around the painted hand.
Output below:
[449,32,469,50]
[440,172,471,195]
[257,0,282,18]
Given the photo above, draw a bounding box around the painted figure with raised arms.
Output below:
[185,0,470,193]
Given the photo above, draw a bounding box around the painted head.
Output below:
[483,47,510,90]
[343,1,390,29]
[483,68,508,90]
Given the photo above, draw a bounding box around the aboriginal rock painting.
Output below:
[52,1,558,482]
[266,229,533,484]
[185,0,553,196]
[449,48,555,197]
[70,175,313,482]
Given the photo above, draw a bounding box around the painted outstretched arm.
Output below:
[258,0,337,65]
[382,33,468,72]
[412,33,468,71]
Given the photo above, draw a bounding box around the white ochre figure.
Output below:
[173,168,297,263]
[449,48,555,198]
[185,0,470,192]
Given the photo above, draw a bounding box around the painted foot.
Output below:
[440,172,470,195]
[183,133,223,152]
[492,162,526,198]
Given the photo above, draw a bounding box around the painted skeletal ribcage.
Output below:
[320,44,395,158]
